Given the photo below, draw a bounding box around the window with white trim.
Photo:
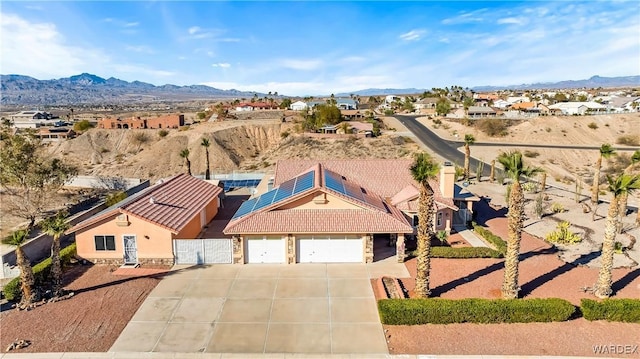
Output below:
[94,235,116,251]
[437,212,443,227]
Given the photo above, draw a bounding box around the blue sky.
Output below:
[1,1,639,96]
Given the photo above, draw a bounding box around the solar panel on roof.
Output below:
[293,170,314,195]
[253,190,277,211]
[324,170,345,194]
[232,198,258,219]
[273,180,295,202]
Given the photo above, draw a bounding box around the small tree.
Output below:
[463,134,475,181]
[41,211,70,297]
[201,137,211,180]
[73,120,93,132]
[435,98,451,116]
[179,148,191,176]
[6,230,37,306]
[617,150,640,233]
[591,144,616,206]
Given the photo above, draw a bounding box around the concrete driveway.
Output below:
[110,261,408,354]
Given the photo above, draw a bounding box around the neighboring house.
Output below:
[290,101,308,111]
[548,102,607,115]
[507,96,530,104]
[36,127,76,142]
[493,99,511,109]
[336,98,358,110]
[235,103,254,112]
[414,98,439,114]
[340,109,366,120]
[97,114,184,129]
[69,174,223,265]
[608,96,640,112]
[235,102,278,111]
[384,95,404,104]
[223,159,477,264]
[467,106,497,118]
[346,121,373,136]
[10,111,56,128]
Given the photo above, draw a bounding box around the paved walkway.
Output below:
[110,261,408,355]
[455,228,489,248]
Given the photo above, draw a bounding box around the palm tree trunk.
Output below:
[502,180,524,299]
[51,235,63,297]
[414,183,435,298]
[16,246,36,306]
[205,149,211,180]
[490,160,495,183]
[464,145,470,181]
[591,157,602,205]
[540,172,547,194]
[617,192,628,234]
[594,196,620,298]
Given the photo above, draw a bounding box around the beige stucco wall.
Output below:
[76,213,174,261]
[174,198,219,239]
[279,192,363,210]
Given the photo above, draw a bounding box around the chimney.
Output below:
[440,162,455,199]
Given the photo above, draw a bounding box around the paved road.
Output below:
[394,115,493,177]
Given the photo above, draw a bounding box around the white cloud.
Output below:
[497,17,526,25]
[399,29,426,41]
[125,45,154,54]
[188,26,200,35]
[211,63,231,68]
[185,26,225,40]
[441,9,488,25]
[279,59,323,71]
[124,22,139,28]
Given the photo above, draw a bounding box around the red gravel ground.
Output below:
[0,264,163,353]
[383,200,640,356]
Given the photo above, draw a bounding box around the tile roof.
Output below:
[70,174,222,234]
[224,209,413,234]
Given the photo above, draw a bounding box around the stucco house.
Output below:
[69,174,223,266]
[290,101,308,111]
[223,159,477,264]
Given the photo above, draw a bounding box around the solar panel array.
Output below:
[323,169,386,210]
[232,170,315,219]
[222,179,261,191]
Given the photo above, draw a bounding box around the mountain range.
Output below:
[1,73,639,106]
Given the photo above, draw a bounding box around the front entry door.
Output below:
[123,235,138,264]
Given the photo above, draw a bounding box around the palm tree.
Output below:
[179,148,191,176]
[591,144,616,206]
[490,159,496,183]
[41,210,70,297]
[617,150,640,233]
[594,174,640,298]
[6,230,37,306]
[463,134,475,181]
[201,137,211,180]
[497,151,543,299]
[409,152,440,298]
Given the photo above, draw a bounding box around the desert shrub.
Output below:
[551,202,565,213]
[534,194,544,219]
[105,191,128,207]
[472,222,507,255]
[280,130,290,139]
[384,109,394,116]
[100,147,110,153]
[378,298,575,325]
[179,125,190,131]
[436,230,448,244]
[158,129,169,138]
[616,135,640,146]
[3,243,77,301]
[431,246,503,258]
[476,118,508,137]
[73,120,93,132]
[587,122,598,130]
[523,150,540,158]
[545,221,581,244]
[522,181,538,193]
[581,299,640,323]
[433,118,442,125]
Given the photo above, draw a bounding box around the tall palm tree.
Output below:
[490,159,496,183]
[409,152,440,298]
[463,134,475,181]
[497,151,543,299]
[594,174,640,298]
[179,148,191,176]
[41,210,70,297]
[6,230,37,306]
[591,144,616,206]
[540,171,547,195]
[617,150,640,233]
[201,137,211,180]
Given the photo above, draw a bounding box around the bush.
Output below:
[523,150,540,158]
[73,120,93,132]
[378,298,575,325]
[472,222,507,255]
[546,221,581,244]
[3,243,77,301]
[105,191,128,207]
[551,202,565,213]
[431,246,503,258]
[587,122,598,130]
[158,129,169,138]
[616,135,640,146]
[581,299,640,323]
[476,118,509,137]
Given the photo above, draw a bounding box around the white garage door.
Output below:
[297,235,363,263]
[174,239,232,264]
[246,236,285,263]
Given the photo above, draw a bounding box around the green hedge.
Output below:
[581,299,640,323]
[378,298,575,324]
[431,246,503,258]
[3,243,77,301]
[472,222,507,255]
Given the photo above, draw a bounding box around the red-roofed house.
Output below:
[69,174,224,266]
[223,159,478,264]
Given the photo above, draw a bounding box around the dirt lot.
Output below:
[0,264,162,353]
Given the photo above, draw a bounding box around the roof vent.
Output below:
[149,196,156,204]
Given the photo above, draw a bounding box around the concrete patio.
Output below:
[110,260,408,354]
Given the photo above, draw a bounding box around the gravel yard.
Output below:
[1,264,162,353]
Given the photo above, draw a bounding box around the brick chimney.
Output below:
[439,162,455,199]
